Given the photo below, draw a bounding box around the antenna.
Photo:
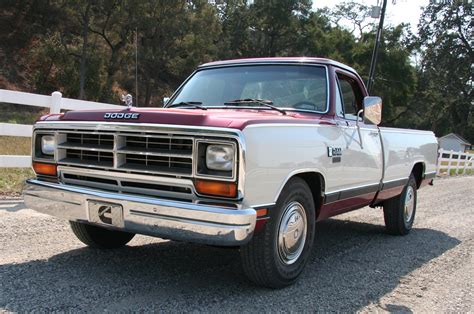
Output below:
[367,0,388,94]
[135,27,138,107]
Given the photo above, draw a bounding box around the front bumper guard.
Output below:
[23,179,256,246]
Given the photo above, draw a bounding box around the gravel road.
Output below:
[1,176,473,312]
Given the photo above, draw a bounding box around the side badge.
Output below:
[328,147,342,163]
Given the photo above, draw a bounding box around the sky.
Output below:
[312,0,431,33]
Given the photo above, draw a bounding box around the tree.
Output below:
[248,0,312,57]
[136,0,221,106]
[413,1,473,142]
[329,1,374,37]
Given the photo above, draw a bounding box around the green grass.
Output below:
[449,169,473,176]
[438,168,473,176]
[0,103,47,124]
[0,168,33,194]
[0,136,34,194]
[0,103,42,194]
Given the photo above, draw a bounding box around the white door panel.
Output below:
[339,124,383,190]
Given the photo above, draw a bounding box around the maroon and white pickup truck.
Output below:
[24,57,438,288]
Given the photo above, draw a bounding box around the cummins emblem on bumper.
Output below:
[88,201,124,227]
[98,205,113,225]
[104,112,140,119]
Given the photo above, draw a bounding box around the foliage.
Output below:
[0,0,471,142]
[408,1,473,142]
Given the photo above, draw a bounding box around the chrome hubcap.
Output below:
[277,201,307,265]
[404,186,415,223]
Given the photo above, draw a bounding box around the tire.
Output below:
[240,177,316,288]
[69,221,135,249]
[383,174,417,235]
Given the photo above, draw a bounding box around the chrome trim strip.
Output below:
[245,123,325,129]
[23,179,256,246]
[24,193,82,206]
[327,182,380,195]
[252,203,277,209]
[382,177,409,184]
[34,121,243,137]
[324,182,381,205]
[129,209,250,228]
[378,127,435,135]
[58,166,196,200]
[381,178,408,190]
[198,58,359,75]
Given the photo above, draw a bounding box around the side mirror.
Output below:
[363,96,382,125]
[163,97,170,106]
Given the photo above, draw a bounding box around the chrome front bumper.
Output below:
[23,180,256,246]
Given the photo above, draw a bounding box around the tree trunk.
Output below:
[79,3,91,100]
[144,76,152,107]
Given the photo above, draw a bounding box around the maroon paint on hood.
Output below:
[40,108,336,130]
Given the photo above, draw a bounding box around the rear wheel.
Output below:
[69,221,135,249]
[240,177,316,288]
[383,174,417,235]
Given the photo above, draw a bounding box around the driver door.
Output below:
[335,71,383,195]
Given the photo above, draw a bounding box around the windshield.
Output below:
[170,65,328,113]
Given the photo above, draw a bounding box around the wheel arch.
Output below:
[275,170,325,219]
[411,162,425,188]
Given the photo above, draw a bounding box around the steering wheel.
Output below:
[293,101,318,111]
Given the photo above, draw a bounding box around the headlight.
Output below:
[206,144,234,171]
[40,135,55,156]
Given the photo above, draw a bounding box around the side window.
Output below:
[336,74,362,120]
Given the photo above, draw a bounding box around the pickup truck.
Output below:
[23,57,438,288]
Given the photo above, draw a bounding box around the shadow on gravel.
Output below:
[0,219,460,312]
[0,201,25,212]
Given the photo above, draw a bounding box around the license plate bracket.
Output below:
[88,200,124,228]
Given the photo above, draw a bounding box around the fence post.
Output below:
[462,153,469,175]
[51,91,62,114]
[446,150,453,175]
[456,152,462,175]
[437,149,443,175]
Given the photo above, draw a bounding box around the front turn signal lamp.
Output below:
[32,162,57,177]
[195,179,237,198]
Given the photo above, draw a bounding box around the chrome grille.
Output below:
[122,154,192,174]
[124,136,193,155]
[56,131,194,177]
[59,167,194,201]
[64,149,114,167]
[66,133,114,149]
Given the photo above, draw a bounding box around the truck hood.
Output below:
[43,108,334,130]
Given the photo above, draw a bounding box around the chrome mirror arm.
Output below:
[356,109,364,149]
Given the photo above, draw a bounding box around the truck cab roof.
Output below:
[199,57,359,75]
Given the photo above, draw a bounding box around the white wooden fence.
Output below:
[0,89,123,167]
[1,89,473,177]
[437,149,474,176]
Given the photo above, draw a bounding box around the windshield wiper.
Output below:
[167,101,207,110]
[224,99,286,115]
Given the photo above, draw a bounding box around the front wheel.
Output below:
[69,221,135,249]
[240,177,316,288]
[383,174,417,235]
